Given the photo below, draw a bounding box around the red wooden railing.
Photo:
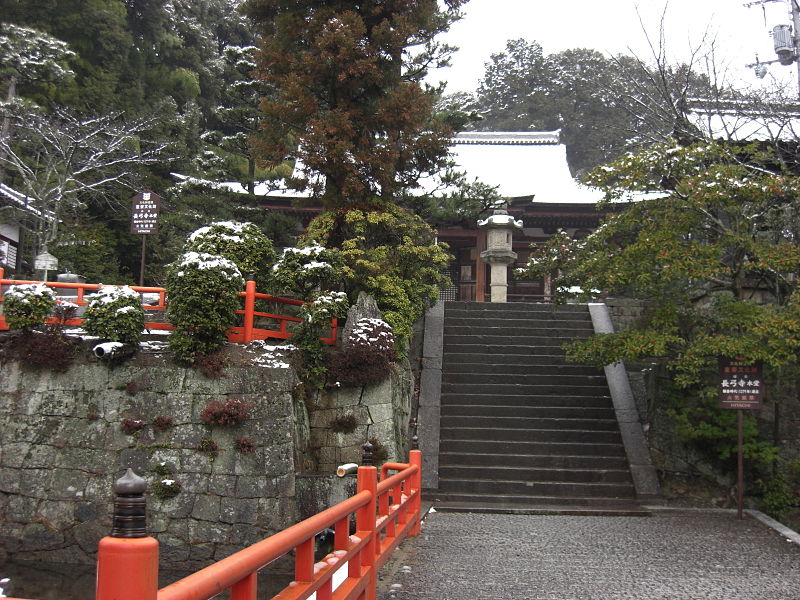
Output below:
[4,452,422,600]
[0,268,337,345]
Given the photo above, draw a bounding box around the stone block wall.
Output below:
[0,357,298,568]
[308,360,413,474]
[604,297,648,332]
[0,347,414,573]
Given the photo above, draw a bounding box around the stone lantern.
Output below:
[478,209,523,303]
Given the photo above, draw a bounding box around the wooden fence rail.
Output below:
[4,450,422,600]
[0,268,337,344]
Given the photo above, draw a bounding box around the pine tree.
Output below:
[243,0,467,209]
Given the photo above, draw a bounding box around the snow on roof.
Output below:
[687,99,800,142]
[0,183,55,220]
[174,130,604,205]
[425,131,602,204]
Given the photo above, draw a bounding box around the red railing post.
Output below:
[230,572,257,600]
[409,450,422,537]
[243,279,256,343]
[356,446,378,600]
[96,469,159,600]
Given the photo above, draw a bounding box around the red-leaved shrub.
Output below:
[201,398,254,426]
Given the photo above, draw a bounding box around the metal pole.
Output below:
[792,0,800,99]
[139,235,146,287]
[737,409,744,520]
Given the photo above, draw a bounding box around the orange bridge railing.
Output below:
[0,268,337,345]
[5,450,422,600]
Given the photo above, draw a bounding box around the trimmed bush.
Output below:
[304,204,451,351]
[271,242,342,297]
[165,251,243,365]
[185,221,276,289]
[83,285,145,344]
[3,283,56,331]
[327,318,396,387]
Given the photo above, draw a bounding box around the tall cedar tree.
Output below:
[243,0,466,210]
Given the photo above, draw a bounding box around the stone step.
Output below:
[443,334,589,347]
[441,382,611,396]
[444,326,594,339]
[443,360,603,375]
[440,415,620,431]
[438,452,630,470]
[441,372,608,387]
[445,301,590,314]
[440,404,615,419]
[428,492,638,509]
[438,465,634,484]
[440,394,613,408]
[439,439,627,457]
[445,316,594,330]
[439,426,623,444]
[436,478,635,498]
[443,345,572,357]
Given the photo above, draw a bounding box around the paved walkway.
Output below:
[377,508,800,600]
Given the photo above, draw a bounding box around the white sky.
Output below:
[429,0,798,96]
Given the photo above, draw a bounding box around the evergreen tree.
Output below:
[243,0,467,210]
[471,39,724,175]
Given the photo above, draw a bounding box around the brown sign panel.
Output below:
[719,357,764,410]
[130,191,161,235]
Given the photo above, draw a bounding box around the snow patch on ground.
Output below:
[246,340,295,369]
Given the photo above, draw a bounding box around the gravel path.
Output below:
[377,509,800,600]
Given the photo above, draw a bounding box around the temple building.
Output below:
[256,131,607,302]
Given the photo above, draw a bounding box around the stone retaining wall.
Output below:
[604,297,648,332]
[0,345,410,567]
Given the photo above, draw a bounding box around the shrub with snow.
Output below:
[185,221,275,289]
[165,251,244,366]
[299,291,350,326]
[327,318,397,387]
[83,285,145,344]
[271,242,342,297]
[347,318,395,353]
[2,283,56,331]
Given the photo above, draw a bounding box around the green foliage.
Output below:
[244,0,466,209]
[271,242,342,298]
[519,141,800,385]
[51,223,123,283]
[290,291,350,390]
[184,221,276,290]
[757,475,796,519]
[82,285,144,344]
[3,283,56,331]
[152,477,182,500]
[304,205,451,349]
[518,139,800,475]
[666,385,778,464]
[164,251,243,365]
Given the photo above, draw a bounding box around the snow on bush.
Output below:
[2,283,56,331]
[348,318,394,352]
[184,221,275,288]
[165,250,245,365]
[83,285,145,344]
[271,241,341,297]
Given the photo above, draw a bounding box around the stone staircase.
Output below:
[433,301,640,513]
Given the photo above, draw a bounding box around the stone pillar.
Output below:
[478,210,523,303]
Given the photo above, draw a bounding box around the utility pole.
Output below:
[745,0,800,99]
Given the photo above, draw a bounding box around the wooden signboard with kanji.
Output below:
[719,357,763,410]
[130,191,161,235]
